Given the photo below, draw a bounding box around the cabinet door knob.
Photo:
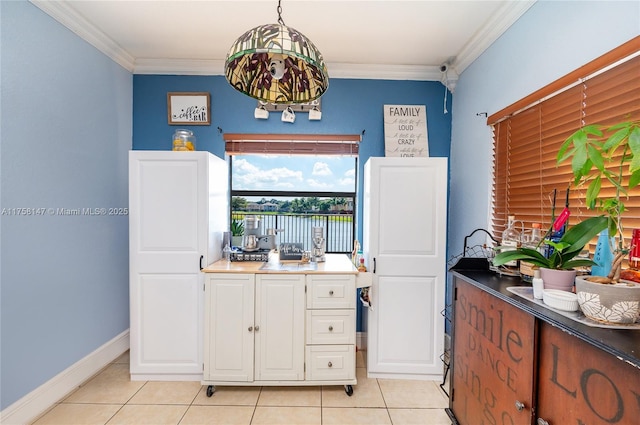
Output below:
[329,290,334,296]
[328,325,334,331]
[254,325,260,331]
[328,361,333,368]
[248,326,253,332]
[537,419,550,425]
[515,400,525,412]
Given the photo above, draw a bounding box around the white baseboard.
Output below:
[1,329,130,425]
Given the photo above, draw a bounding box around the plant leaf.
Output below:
[603,127,629,151]
[563,258,597,269]
[492,247,550,268]
[630,169,640,189]
[628,127,640,173]
[560,215,608,258]
[585,177,601,209]
[587,143,605,171]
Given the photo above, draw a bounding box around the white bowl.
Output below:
[543,289,579,312]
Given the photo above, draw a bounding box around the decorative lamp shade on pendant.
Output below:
[224,22,329,104]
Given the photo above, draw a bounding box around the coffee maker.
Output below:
[241,216,276,252]
[311,226,326,262]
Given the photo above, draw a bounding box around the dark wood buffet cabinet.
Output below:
[447,267,640,425]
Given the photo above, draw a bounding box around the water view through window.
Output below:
[230,155,357,253]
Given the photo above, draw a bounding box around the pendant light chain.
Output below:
[277,0,286,26]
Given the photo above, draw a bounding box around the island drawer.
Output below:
[306,275,355,309]
[306,310,355,345]
[305,345,355,381]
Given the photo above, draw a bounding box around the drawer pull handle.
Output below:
[515,400,525,412]
[328,361,333,368]
[255,325,260,331]
[248,326,253,332]
[329,290,334,296]
[328,325,334,331]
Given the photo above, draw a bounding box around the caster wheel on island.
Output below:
[206,385,215,397]
[344,385,353,396]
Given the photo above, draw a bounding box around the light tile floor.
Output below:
[31,351,451,425]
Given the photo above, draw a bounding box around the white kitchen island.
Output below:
[201,253,359,396]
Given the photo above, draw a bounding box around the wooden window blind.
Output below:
[223,134,361,156]
[489,37,640,249]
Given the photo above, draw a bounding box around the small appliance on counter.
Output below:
[231,216,276,261]
[311,226,326,262]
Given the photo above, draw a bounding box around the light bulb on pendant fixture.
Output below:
[309,105,322,121]
[281,106,295,123]
[254,102,270,120]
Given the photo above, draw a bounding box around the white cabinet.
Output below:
[203,273,305,383]
[129,151,228,380]
[203,268,356,393]
[255,274,305,381]
[363,157,448,380]
[203,273,254,382]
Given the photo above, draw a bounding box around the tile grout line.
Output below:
[103,379,149,425]
[248,386,262,425]
[174,383,202,425]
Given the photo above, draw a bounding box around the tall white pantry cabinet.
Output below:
[363,157,448,380]
[129,151,228,380]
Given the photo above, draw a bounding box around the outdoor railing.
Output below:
[231,212,354,254]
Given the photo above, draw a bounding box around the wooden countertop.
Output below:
[202,252,358,274]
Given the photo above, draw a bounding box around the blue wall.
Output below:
[448,1,640,276]
[133,75,454,245]
[133,75,454,334]
[0,1,132,410]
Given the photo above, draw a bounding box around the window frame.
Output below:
[224,134,361,254]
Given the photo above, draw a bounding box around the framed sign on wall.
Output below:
[383,105,428,157]
[167,92,210,125]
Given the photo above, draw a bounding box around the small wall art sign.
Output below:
[168,92,210,125]
[383,105,428,157]
[279,243,305,261]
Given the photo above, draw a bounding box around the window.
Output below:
[489,37,640,250]
[224,134,360,253]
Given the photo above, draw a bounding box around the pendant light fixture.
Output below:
[224,0,329,104]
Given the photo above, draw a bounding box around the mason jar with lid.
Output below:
[172,129,196,151]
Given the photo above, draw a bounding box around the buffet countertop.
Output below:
[202,252,358,274]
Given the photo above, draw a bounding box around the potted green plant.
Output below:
[556,119,640,323]
[493,215,608,290]
[557,119,640,282]
[231,218,244,247]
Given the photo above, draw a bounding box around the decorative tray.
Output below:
[507,286,640,330]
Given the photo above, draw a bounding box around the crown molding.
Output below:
[134,59,444,81]
[133,59,226,75]
[326,63,443,81]
[452,0,536,73]
[29,0,135,72]
[30,0,534,81]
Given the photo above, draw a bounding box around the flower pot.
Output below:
[232,235,243,248]
[539,268,576,292]
[575,276,640,324]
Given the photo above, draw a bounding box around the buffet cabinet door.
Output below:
[451,278,535,425]
[537,322,640,425]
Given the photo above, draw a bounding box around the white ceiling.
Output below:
[31,0,535,82]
